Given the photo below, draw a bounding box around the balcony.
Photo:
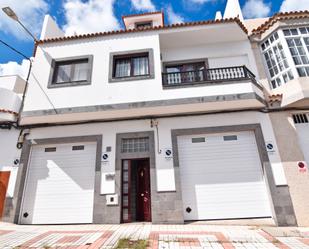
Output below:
[162,66,258,87]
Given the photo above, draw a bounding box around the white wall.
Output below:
[0,129,21,197]
[0,76,18,91]
[0,75,25,93]
[0,88,21,113]
[0,75,24,122]
[23,33,261,113]
[26,111,287,194]
[40,15,65,40]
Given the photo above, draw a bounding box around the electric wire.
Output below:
[0,39,58,118]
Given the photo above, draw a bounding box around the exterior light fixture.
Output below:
[2,6,18,21]
[2,6,38,41]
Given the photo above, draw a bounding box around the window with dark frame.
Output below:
[135,21,153,29]
[165,61,206,84]
[113,53,150,78]
[52,58,90,84]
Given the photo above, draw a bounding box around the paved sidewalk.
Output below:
[0,222,308,249]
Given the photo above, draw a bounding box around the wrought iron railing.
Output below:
[162,66,257,86]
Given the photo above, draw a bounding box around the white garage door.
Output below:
[178,131,272,221]
[20,142,97,224]
[293,113,309,164]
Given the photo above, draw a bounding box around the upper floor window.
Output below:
[135,21,153,29]
[48,55,93,88]
[114,53,149,78]
[109,49,154,83]
[164,61,206,84]
[261,32,294,89]
[283,27,309,77]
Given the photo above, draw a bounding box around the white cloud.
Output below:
[0,59,30,79]
[242,0,271,18]
[280,0,309,12]
[130,0,156,11]
[63,0,120,36]
[0,0,48,40]
[166,5,185,24]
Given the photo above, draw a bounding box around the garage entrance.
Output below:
[20,142,97,224]
[177,131,272,221]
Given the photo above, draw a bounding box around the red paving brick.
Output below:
[56,235,82,243]
[258,231,291,249]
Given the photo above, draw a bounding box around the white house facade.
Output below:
[1,0,308,226]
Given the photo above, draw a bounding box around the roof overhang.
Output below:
[35,18,248,46]
[250,10,309,38]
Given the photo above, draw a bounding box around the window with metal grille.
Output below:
[121,137,149,153]
[292,113,309,124]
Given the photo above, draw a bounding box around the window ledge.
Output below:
[47,80,91,89]
[109,74,155,83]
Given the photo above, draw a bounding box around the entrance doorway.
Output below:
[121,159,151,223]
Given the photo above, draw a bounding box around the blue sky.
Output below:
[0,0,307,74]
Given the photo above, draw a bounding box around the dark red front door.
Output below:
[121,159,151,223]
[136,160,151,221]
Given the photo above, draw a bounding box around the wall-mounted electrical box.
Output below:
[106,194,118,206]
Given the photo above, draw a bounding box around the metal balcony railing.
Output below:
[162,66,257,87]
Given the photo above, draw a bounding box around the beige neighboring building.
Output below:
[249,11,309,226]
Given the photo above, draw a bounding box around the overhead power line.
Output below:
[0,39,58,116]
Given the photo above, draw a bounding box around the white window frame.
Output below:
[283,27,309,77]
[260,31,294,89]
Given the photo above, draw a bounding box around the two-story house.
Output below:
[2,0,308,227]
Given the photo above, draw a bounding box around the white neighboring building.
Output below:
[0,75,25,221]
[1,0,308,226]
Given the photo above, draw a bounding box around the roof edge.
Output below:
[36,17,248,45]
[251,10,309,36]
